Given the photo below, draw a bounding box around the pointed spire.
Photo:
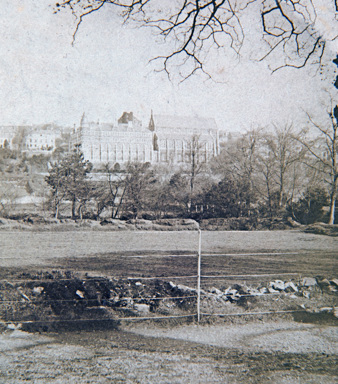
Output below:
[148,109,155,132]
[80,112,87,128]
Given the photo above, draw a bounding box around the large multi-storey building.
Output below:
[71,113,154,164]
[71,112,221,166]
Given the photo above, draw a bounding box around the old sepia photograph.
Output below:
[0,1,337,383]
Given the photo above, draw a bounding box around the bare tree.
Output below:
[187,135,205,204]
[121,162,157,219]
[104,163,127,219]
[177,134,209,215]
[215,126,306,217]
[256,144,278,218]
[214,129,261,215]
[0,183,19,218]
[55,0,334,79]
[263,124,305,209]
[299,106,338,224]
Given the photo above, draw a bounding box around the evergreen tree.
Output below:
[45,147,92,219]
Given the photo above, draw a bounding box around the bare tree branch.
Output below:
[55,0,335,79]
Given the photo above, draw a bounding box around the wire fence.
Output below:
[0,229,319,328]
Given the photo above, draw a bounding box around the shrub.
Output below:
[288,187,329,224]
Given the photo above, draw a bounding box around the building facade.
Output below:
[24,129,59,152]
[0,127,17,149]
[149,113,220,164]
[71,113,154,164]
[0,125,63,153]
[71,112,221,166]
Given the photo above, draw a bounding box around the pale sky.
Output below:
[0,1,337,132]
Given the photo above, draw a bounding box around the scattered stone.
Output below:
[330,278,338,287]
[32,286,44,295]
[76,290,85,299]
[317,278,333,293]
[284,281,298,293]
[303,291,311,299]
[270,280,285,291]
[223,287,232,295]
[17,289,30,301]
[248,288,263,296]
[134,304,150,314]
[210,287,223,296]
[117,297,134,307]
[301,277,317,287]
[7,323,22,330]
[232,284,248,295]
[109,295,120,304]
[317,278,330,286]
[227,289,239,296]
[333,307,338,318]
[176,284,197,293]
[135,282,143,286]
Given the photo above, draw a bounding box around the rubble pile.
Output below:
[0,272,336,331]
[204,276,337,299]
[0,272,197,331]
[202,276,338,317]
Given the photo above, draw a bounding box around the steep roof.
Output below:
[151,114,218,132]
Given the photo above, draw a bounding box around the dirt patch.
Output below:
[127,321,338,354]
[0,326,337,383]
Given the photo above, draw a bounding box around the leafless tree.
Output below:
[215,128,261,215]
[298,106,338,224]
[55,0,335,79]
[0,183,19,218]
[188,135,204,197]
[263,124,305,209]
[104,163,127,219]
[256,143,278,218]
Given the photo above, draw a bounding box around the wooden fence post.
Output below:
[197,229,202,322]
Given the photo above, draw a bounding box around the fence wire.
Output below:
[0,238,313,325]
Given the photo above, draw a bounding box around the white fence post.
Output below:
[197,229,202,323]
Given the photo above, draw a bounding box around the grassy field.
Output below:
[0,230,337,280]
[1,229,337,259]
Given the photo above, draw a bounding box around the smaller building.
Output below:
[23,125,61,152]
[0,127,18,149]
